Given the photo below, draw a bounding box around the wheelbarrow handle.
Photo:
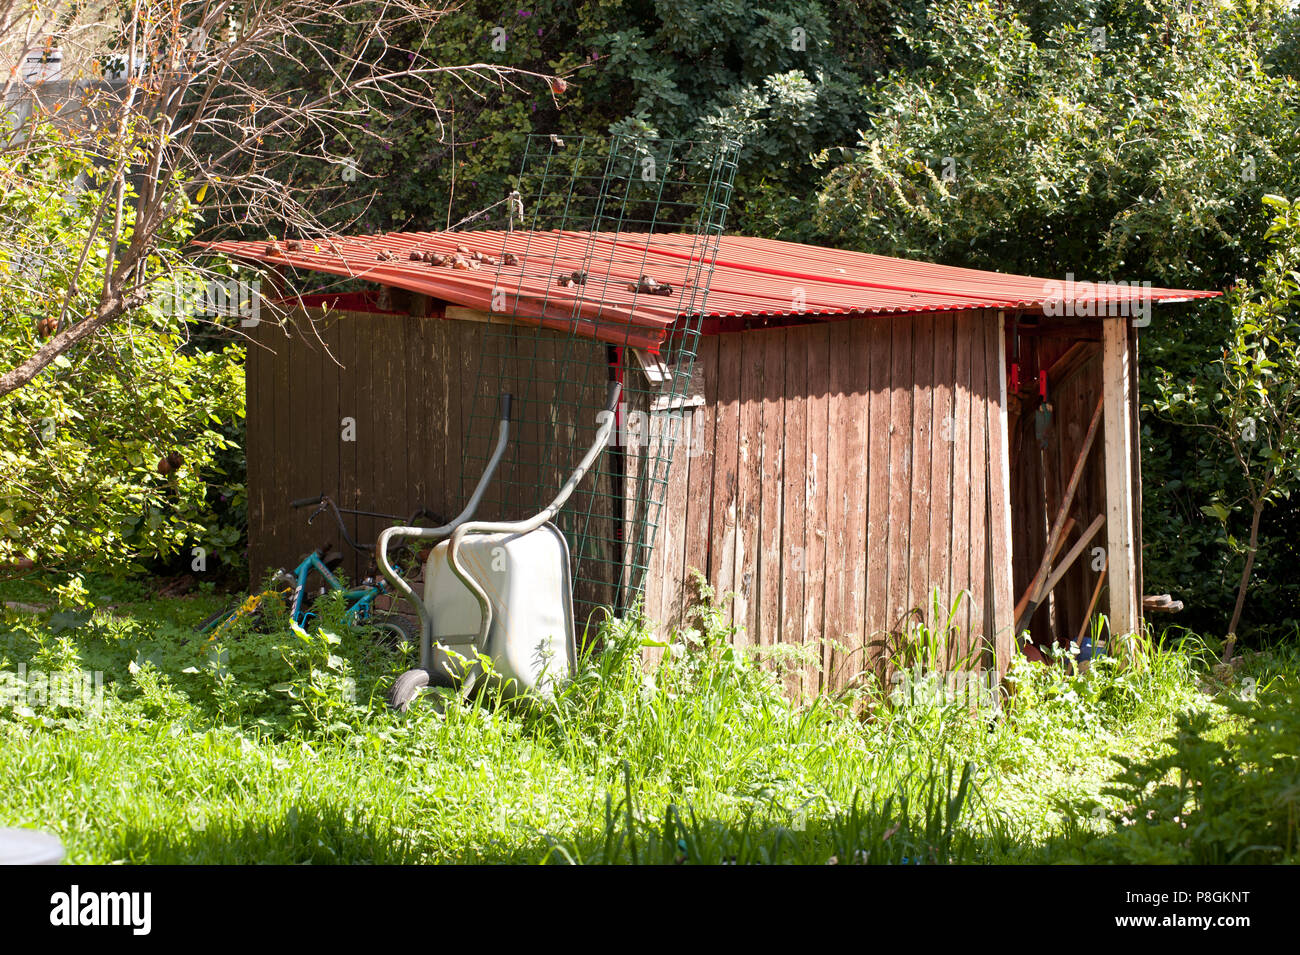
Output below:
[445,382,622,655]
[375,392,513,670]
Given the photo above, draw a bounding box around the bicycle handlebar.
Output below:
[294,495,444,557]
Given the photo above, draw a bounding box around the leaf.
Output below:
[1201,503,1230,522]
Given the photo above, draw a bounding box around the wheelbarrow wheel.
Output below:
[387,668,430,711]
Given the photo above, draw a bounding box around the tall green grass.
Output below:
[0,574,1293,863]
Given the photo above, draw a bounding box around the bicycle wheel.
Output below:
[365,613,419,648]
[196,606,237,635]
[197,575,295,639]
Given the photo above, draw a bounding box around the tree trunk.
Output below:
[1224,501,1264,662]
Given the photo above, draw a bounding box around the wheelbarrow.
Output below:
[378,382,621,710]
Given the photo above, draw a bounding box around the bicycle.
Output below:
[196,494,441,645]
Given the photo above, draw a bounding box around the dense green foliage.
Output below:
[0,577,1292,863]
[1101,683,1300,863]
[1154,195,1300,640]
[236,0,917,239]
[0,142,246,576]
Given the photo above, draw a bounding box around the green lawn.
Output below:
[1,574,1296,864]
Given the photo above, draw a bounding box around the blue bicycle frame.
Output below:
[285,550,388,630]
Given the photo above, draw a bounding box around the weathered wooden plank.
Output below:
[443,319,467,514]
[658,404,691,632]
[927,313,956,629]
[546,332,583,614]
[780,325,808,695]
[318,317,342,537]
[821,319,850,691]
[287,325,322,566]
[642,404,684,654]
[334,314,358,579]
[682,336,720,618]
[462,324,499,516]
[1129,322,1145,632]
[587,348,624,628]
[352,316,383,580]
[864,316,893,679]
[733,329,764,648]
[757,328,786,649]
[244,318,268,584]
[511,326,545,522]
[568,338,620,639]
[421,317,449,519]
[384,314,410,527]
[620,369,649,614]
[710,333,742,632]
[966,313,989,665]
[886,316,914,638]
[949,313,974,661]
[804,324,830,694]
[985,312,1015,674]
[845,318,871,673]
[1101,316,1138,635]
[402,314,425,519]
[269,318,293,576]
[909,315,935,620]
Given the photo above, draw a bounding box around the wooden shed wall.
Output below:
[640,310,1015,692]
[245,307,617,605]
[243,304,1132,693]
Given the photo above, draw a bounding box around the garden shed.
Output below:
[208,229,1217,693]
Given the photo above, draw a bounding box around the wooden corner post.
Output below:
[1101,317,1138,635]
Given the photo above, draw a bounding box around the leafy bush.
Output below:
[1095,683,1300,863]
[1154,195,1300,646]
[0,139,246,575]
[237,0,905,240]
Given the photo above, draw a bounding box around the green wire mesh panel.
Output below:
[457,134,740,635]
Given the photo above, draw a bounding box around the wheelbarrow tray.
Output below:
[421,522,576,697]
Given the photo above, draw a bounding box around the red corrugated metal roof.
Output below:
[201,229,1220,350]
